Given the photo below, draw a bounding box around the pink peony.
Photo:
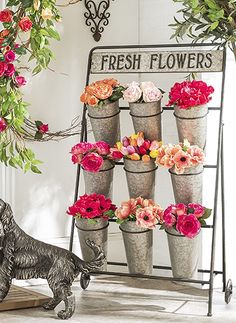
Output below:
[4,63,15,77]
[71,142,94,155]
[0,61,7,77]
[39,123,48,133]
[95,141,110,155]
[188,203,205,218]
[115,199,137,220]
[176,214,201,238]
[142,86,162,103]
[81,152,103,172]
[136,207,158,229]
[4,50,15,63]
[0,117,7,132]
[15,75,27,87]
[123,81,142,103]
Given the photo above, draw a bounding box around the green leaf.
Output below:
[34,131,43,140]
[31,165,42,174]
[202,208,212,219]
[24,162,31,173]
[35,120,43,128]
[47,27,60,41]
[210,21,219,31]
[199,218,207,226]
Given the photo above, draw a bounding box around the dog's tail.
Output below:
[73,239,106,274]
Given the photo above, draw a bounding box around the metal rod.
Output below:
[221,125,226,292]
[119,106,221,111]
[207,47,227,317]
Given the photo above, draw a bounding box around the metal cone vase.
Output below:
[76,218,108,271]
[174,105,208,150]
[129,101,162,141]
[120,221,153,275]
[88,101,120,146]
[169,164,203,205]
[166,227,200,280]
[124,159,157,199]
[83,159,114,199]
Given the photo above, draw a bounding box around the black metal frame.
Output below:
[69,43,229,317]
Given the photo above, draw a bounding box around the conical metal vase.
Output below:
[88,101,120,146]
[129,101,162,141]
[166,227,200,280]
[169,164,203,205]
[76,218,108,271]
[120,221,153,275]
[124,159,157,199]
[174,105,208,150]
[83,159,114,199]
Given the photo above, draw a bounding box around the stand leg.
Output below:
[221,125,226,292]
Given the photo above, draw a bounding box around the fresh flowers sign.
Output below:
[155,139,204,174]
[123,81,162,103]
[115,197,163,229]
[167,80,214,109]
[163,203,212,238]
[67,193,116,221]
[113,132,162,162]
[80,78,125,107]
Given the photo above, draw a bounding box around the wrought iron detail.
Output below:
[84,0,114,41]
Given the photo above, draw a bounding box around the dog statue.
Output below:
[0,199,105,319]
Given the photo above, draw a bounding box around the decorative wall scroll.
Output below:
[84,0,114,41]
[91,50,224,73]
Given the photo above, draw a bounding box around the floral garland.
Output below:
[0,0,81,173]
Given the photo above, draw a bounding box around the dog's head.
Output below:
[0,199,13,232]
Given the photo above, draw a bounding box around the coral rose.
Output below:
[136,207,157,229]
[102,78,119,87]
[89,81,113,100]
[87,95,99,107]
[18,17,33,32]
[81,152,103,172]
[0,29,10,37]
[176,214,201,238]
[0,9,13,23]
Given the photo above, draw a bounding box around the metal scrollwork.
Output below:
[84,0,114,41]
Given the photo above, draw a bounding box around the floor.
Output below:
[0,275,235,323]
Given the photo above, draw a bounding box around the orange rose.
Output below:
[130,153,140,161]
[92,81,113,100]
[80,92,89,104]
[0,29,10,37]
[87,95,99,107]
[142,155,150,162]
[85,84,96,95]
[102,78,119,88]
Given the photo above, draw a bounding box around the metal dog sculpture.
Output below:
[0,199,105,319]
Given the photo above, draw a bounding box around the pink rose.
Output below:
[175,203,186,216]
[163,212,176,228]
[15,75,27,87]
[188,203,205,218]
[95,141,110,155]
[140,81,162,103]
[136,207,157,229]
[71,154,83,164]
[0,61,7,77]
[123,81,142,103]
[176,214,201,238]
[4,63,15,77]
[39,124,48,133]
[4,50,15,63]
[71,142,94,155]
[0,117,7,132]
[81,152,103,172]
[115,199,136,220]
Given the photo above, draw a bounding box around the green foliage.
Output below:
[171,0,236,58]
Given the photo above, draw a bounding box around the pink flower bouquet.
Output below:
[167,80,214,110]
[67,193,117,220]
[115,197,163,229]
[113,131,162,163]
[123,81,163,103]
[155,139,205,174]
[163,203,212,238]
[70,141,118,172]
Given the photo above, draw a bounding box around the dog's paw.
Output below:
[43,299,61,311]
[57,309,73,320]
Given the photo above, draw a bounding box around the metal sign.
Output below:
[91,50,224,73]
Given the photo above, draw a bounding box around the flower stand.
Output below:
[169,164,203,204]
[88,101,120,146]
[129,101,162,141]
[174,105,208,150]
[120,221,153,275]
[124,159,157,199]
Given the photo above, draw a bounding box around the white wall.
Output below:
[3,1,235,283]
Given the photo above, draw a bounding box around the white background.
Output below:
[0,0,235,284]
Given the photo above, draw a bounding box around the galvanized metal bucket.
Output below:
[169,164,203,205]
[166,227,200,280]
[83,159,114,199]
[87,101,120,146]
[124,158,157,199]
[174,105,208,150]
[120,221,153,275]
[76,218,108,271]
[129,101,162,141]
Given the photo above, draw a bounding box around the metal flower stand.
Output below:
[69,43,232,316]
